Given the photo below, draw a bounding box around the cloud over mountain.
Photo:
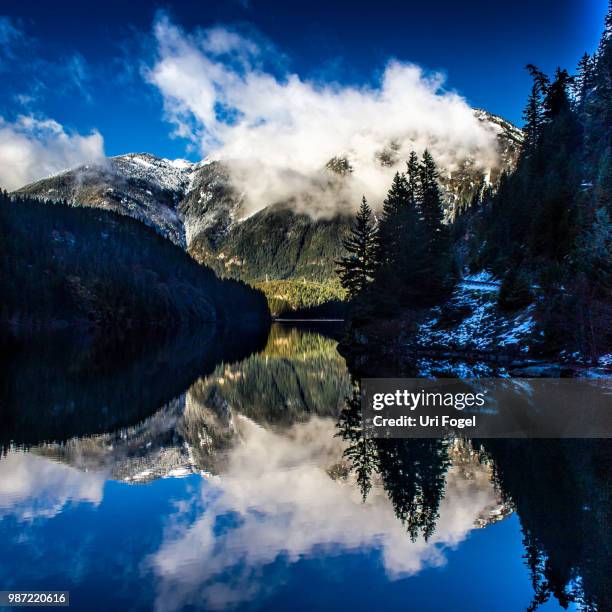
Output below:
[0,115,105,190]
[147,15,503,216]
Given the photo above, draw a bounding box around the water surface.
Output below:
[0,323,607,611]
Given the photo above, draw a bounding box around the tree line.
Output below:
[336,150,453,322]
[464,4,611,357]
[338,3,611,358]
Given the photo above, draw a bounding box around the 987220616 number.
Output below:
[0,591,69,607]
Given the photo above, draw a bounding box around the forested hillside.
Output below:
[0,193,269,330]
[462,9,612,357]
[339,6,612,361]
[188,204,351,316]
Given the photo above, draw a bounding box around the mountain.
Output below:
[14,110,523,312]
[15,152,198,247]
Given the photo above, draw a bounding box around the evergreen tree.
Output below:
[336,380,377,500]
[526,63,550,93]
[543,68,574,119]
[373,169,432,304]
[529,67,582,264]
[406,150,420,208]
[337,387,451,541]
[376,171,411,271]
[573,52,595,105]
[520,64,551,159]
[419,150,445,241]
[522,82,545,154]
[419,150,453,291]
[336,196,377,300]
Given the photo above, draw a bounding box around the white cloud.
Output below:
[0,451,105,522]
[0,115,105,190]
[147,16,503,217]
[201,26,259,57]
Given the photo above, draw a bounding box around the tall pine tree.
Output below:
[573,52,595,107]
[419,150,445,243]
[406,151,420,208]
[376,172,409,274]
[419,150,453,294]
[336,197,377,301]
[374,170,432,304]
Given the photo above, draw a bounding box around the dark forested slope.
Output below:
[461,9,612,357]
[0,192,269,330]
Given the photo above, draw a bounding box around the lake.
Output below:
[0,323,607,611]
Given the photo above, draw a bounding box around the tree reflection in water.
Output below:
[338,379,611,611]
[337,380,450,541]
[477,438,611,612]
[1,322,610,611]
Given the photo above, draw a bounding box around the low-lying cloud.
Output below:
[148,16,502,217]
[0,115,105,190]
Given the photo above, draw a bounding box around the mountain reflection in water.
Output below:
[0,323,608,611]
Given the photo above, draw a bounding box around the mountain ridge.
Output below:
[14,109,523,290]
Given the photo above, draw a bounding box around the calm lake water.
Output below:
[0,323,608,611]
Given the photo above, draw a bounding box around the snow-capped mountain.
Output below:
[16,152,201,247]
[14,110,523,285]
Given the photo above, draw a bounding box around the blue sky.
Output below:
[0,0,607,188]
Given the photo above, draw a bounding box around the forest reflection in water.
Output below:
[339,381,611,612]
[0,323,609,611]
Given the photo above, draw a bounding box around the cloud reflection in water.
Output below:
[147,415,504,611]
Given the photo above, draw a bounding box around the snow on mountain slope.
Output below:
[15,153,199,247]
[178,160,243,248]
[111,153,196,193]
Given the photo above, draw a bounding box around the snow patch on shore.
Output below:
[415,272,537,354]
